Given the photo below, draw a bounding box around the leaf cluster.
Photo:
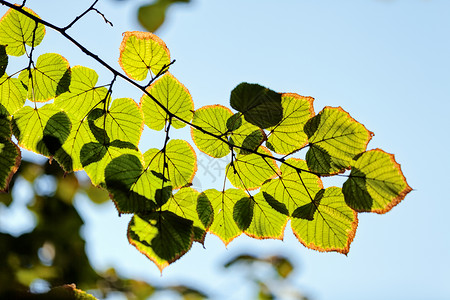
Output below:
[0,2,411,272]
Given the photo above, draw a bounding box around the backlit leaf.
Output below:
[228,114,265,154]
[191,105,231,158]
[0,6,45,56]
[0,137,20,192]
[343,149,412,214]
[262,158,323,216]
[119,31,170,81]
[305,106,373,175]
[243,192,288,240]
[128,211,193,272]
[291,187,358,254]
[12,104,71,157]
[105,153,172,213]
[162,187,206,242]
[55,66,108,120]
[230,82,282,129]
[20,53,71,102]
[200,188,246,245]
[141,72,193,130]
[0,73,27,115]
[143,139,197,189]
[94,97,143,146]
[226,147,279,190]
[0,45,7,77]
[267,93,314,155]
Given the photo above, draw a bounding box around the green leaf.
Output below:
[0,137,20,192]
[262,158,323,216]
[141,72,193,130]
[94,97,143,146]
[200,188,246,245]
[55,66,108,120]
[12,104,71,157]
[105,153,172,214]
[162,187,206,243]
[267,93,315,155]
[228,115,265,154]
[244,192,288,240]
[128,211,194,272]
[191,105,232,158]
[290,187,358,254]
[0,73,27,115]
[143,139,197,189]
[343,149,412,213]
[0,45,7,77]
[230,82,282,129]
[119,31,171,81]
[138,1,168,33]
[305,106,373,175]
[20,53,71,102]
[0,6,45,56]
[226,147,279,190]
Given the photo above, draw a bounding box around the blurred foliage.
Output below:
[137,0,191,32]
[0,157,309,299]
[0,158,205,299]
[224,254,309,300]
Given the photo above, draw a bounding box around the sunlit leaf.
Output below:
[95,97,143,146]
[12,104,71,157]
[228,114,265,154]
[243,192,288,240]
[141,72,193,130]
[0,73,27,115]
[230,82,282,129]
[128,211,194,272]
[0,137,20,192]
[199,188,246,245]
[162,187,206,242]
[191,105,231,158]
[20,53,71,102]
[105,153,172,213]
[226,146,279,190]
[290,187,358,254]
[267,93,314,155]
[305,106,373,175]
[85,145,143,187]
[55,65,108,120]
[262,158,323,216]
[343,149,412,214]
[143,139,197,189]
[0,6,45,56]
[119,31,170,81]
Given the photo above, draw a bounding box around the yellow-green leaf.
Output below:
[162,187,206,243]
[128,211,194,272]
[0,73,27,115]
[119,31,170,81]
[267,93,314,155]
[305,106,373,175]
[12,104,71,157]
[55,66,108,120]
[143,139,197,189]
[141,72,193,130]
[226,147,279,190]
[0,6,45,56]
[20,53,71,102]
[191,105,231,158]
[343,149,412,214]
[291,187,358,254]
[200,188,246,245]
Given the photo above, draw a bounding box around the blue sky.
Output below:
[1,0,449,299]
